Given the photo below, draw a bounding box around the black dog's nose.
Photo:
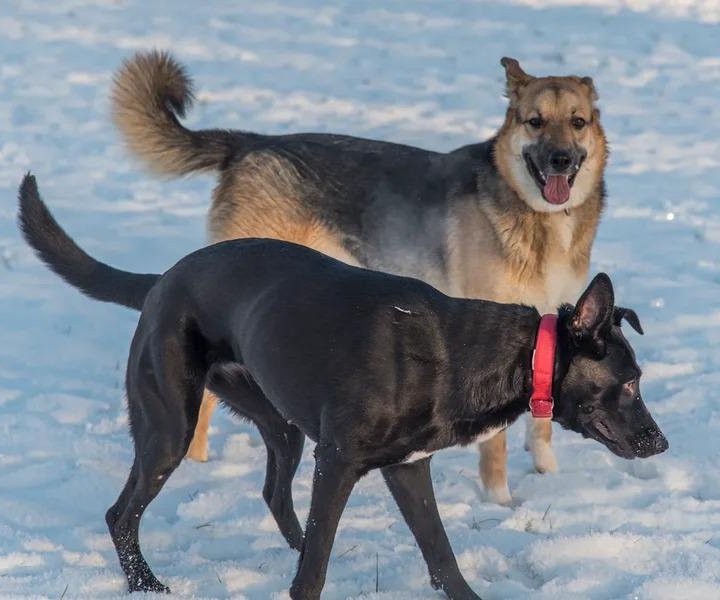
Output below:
[550,150,572,172]
[654,434,669,454]
[631,428,669,457]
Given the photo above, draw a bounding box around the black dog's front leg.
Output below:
[289,444,359,600]
[382,458,480,600]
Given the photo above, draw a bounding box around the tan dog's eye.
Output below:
[527,117,543,129]
[571,116,586,130]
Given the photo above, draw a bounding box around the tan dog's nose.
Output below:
[550,150,572,172]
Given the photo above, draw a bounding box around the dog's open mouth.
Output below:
[587,418,636,459]
[523,152,580,206]
[585,416,669,459]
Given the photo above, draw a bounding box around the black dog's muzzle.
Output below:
[629,427,669,458]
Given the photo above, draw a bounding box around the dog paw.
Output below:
[129,580,170,594]
[127,569,170,594]
[532,443,558,474]
[486,484,513,506]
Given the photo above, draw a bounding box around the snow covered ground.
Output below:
[1,1,719,598]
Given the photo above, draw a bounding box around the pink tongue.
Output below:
[543,175,570,205]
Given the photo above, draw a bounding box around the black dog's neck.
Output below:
[443,300,555,445]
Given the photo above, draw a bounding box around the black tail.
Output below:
[18,174,160,311]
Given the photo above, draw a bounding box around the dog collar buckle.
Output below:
[530,314,558,419]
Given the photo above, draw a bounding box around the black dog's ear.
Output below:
[571,273,615,338]
[500,57,534,105]
[614,307,644,335]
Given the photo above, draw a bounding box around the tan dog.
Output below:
[112,52,607,503]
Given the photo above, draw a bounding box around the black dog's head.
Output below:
[552,274,668,459]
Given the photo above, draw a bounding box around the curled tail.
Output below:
[18,174,159,311]
[112,50,257,176]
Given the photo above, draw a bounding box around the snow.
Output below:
[1,0,719,598]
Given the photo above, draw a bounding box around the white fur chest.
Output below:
[515,214,587,314]
[472,424,506,445]
[506,263,584,315]
[540,257,584,313]
[553,212,576,252]
[402,425,506,464]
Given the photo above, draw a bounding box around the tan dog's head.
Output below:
[494,57,607,213]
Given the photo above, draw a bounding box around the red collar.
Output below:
[530,314,558,418]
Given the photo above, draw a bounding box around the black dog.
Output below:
[18,175,667,599]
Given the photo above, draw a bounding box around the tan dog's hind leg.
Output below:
[479,431,512,505]
[525,416,558,474]
[186,390,218,462]
[192,160,358,464]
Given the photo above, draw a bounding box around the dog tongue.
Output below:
[544,175,570,205]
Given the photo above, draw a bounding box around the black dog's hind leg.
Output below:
[105,458,138,533]
[209,363,305,550]
[257,424,305,549]
[382,458,480,600]
[262,442,278,514]
[289,445,359,600]
[107,333,204,594]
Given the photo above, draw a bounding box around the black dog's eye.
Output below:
[582,404,595,415]
[623,379,638,395]
[571,116,586,130]
[527,117,543,129]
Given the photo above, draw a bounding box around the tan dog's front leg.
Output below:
[525,416,558,474]
[479,430,511,505]
[186,389,218,462]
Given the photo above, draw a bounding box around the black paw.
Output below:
[430,574,481,599]
[289,583,320,600]
[128,575,170,594]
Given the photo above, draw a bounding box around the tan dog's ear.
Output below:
[500,57,533,105]
[580,76,599,102]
